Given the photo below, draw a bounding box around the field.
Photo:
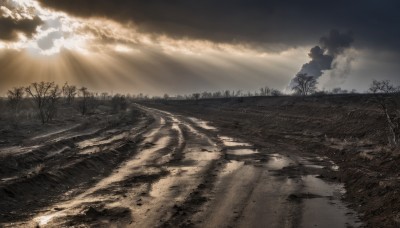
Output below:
[0,95,399,227]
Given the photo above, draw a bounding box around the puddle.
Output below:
[301,175,345,196]
[300,157,340,171]
[266,153,292,170]
[301,175,360,228]
[36,213,66,226]
[227,148,258,155]
[331,165,340,171]
[188,117,217,130]
[304,164,324,169]
[219,136,251,147]
[330,161,340,171]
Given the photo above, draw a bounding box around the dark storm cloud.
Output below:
[37,0,400,50]
[0,16,42,41]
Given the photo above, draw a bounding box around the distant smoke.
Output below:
[290,30,354,88]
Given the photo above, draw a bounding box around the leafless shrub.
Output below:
[260,86,282,96]
[331,87,348,94]
[260,87,271,96]
[192,93,201,100]
[7,87,25,116]
[77,87,97,115]
[25,82,61,124]
[62,82,77,105]
[369,80,400,147]
[101,92,109,102]
[271,89,282,96]
[111,94,128,113]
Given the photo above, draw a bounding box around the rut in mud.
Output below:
[0,105,361,227]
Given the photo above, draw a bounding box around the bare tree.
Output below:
[292,73,318,96]
[369,80,397,94]
[192,93,201,101]
[25,82,61,123]
[223,90,231,98]
[234,90,242,97]
[212,91,222,98]
[111,94,128,113]
[260,87,271,96]
[62,82,77,105]
[77,87,93,115]
[271,89,282,96]
[7,87,25,116]
[201,91,212,99]
[101,92,109,101]
[369,80,400,147]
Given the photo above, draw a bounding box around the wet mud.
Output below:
[0,104,363,227]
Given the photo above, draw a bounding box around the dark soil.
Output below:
[142,94,400,228]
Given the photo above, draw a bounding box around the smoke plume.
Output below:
[290,30,354,88]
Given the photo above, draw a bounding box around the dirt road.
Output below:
[0,105,361,227]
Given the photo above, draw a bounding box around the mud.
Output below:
[142,95,400,228]
[1,96,388,227]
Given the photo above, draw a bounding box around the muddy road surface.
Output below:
[0,105,361,227]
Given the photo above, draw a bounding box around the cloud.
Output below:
[0,2,43,42]
[0,15,42,41]
[37,31,63,50]
[37,0,400,51]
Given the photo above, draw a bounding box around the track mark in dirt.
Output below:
[1,105,363,228]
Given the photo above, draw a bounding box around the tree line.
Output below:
[6,82,129,124]
[5,78,400,149]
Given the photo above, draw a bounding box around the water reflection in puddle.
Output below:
[266,153,292,170]
[331,165,340,171]
[301,175,360,228]
[188,117,217,130]
[304,164,324,169]
[227,148,258,155]
[36,213,66,226]
[302,175,345,196]
[219,136,251,147]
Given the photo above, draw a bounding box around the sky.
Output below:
[1,0,400,95]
